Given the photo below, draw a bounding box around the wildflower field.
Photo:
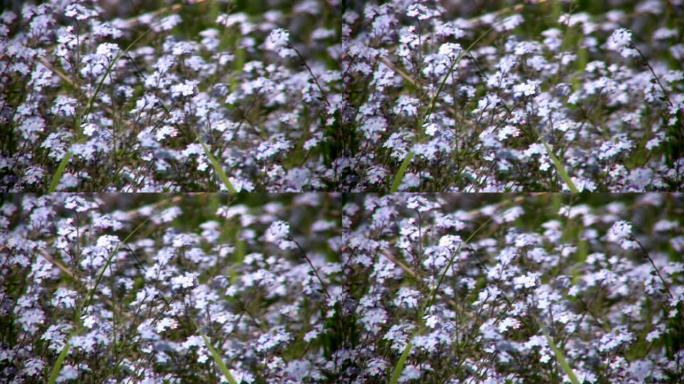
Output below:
[343,0,684,192]
[2,193,683,382]
[1,0,683,383]
[1,0,340,192]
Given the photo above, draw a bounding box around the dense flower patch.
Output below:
[341,193,684,382]
[341,0,684,191]
[1,1,684,383]
[1,195,683,382]
[1,0,340,191]
[0,194,342,382]
[1,0,683,192]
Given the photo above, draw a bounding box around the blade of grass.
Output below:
[389,218,493,382]
[543,142,579,193]
[389,340,413,384]
[229,237,246,284]
[545,332,581,384]
[47,337,71,384]
[48,216,151,381]
[389,25,496,191]
[201,142,237,194]
[48,151,72,192]
[202,334,239,384]
[390,152,414,192]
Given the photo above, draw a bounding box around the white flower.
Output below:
[96,234,119,250]
[265,220,296,250]
[513,272,540,289]
[438,234,462,251]
[498,317,521,333]
[265,220,290,242]
[606,221,639,250]
[513,80,540,97]
[170,80,198,97]
[171,272,197,289]
[264,28,295,58]
[155,125,178,141]
[155,317,178,333]
[606,28,632,51]
[394,287,421,309]
[157,14,181,32]
[497,125,520,141]
[51,95,77,117]
[607,221,631,241]
[256,327,292,353]
[438,42,462,58]
[406,4,438,20]
[606,28,639,58]
[64,4,98,20]
[393,95,419,117]
[95,42,120,59]
[424,122,439,136]
[499,14,524,31]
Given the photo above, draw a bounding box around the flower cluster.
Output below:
[1,0,340,191]
[5,193,682,382]
[2,1,684,383]
[341,193,684,382]
[0,194,342,382]
[341,0,684,191]
[3,0,683,192]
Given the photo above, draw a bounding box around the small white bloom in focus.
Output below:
[171,272,197,289]
[513,272,539,289]
[438,42,462,58]
[606,220,639,250]
[498,317,521,333]
[438,234,462,250]
[155,317,178,333]
[95,42,120,59]
[264,28,296,58]
[406,4,439,20]
[266,220,290,242]
[171,80,198,97]
[265,220,295,250]
[155,125,178,141]
[513,80,540,97]
[607,220,632,241]
[606,28,638,58]
[606,28,632,51]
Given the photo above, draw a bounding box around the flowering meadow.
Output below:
[1,0,683,192]
[1,193,682,382]
[1,0,340,192]
[1,0,684,383]
[1,193,343,382]
[342,0,684,192]
[343,193,683,383]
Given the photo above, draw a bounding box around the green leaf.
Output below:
[390,152,414,193]
[202,334,239,384]
[48,337,71,384]
[543,142,579,193]
[229,236,246,284]
[545,333,581,384]
[389,340,413,384]
[48,151,72,192]
[201,143,237,194]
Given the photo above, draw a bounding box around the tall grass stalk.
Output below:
[48,217,151,382]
